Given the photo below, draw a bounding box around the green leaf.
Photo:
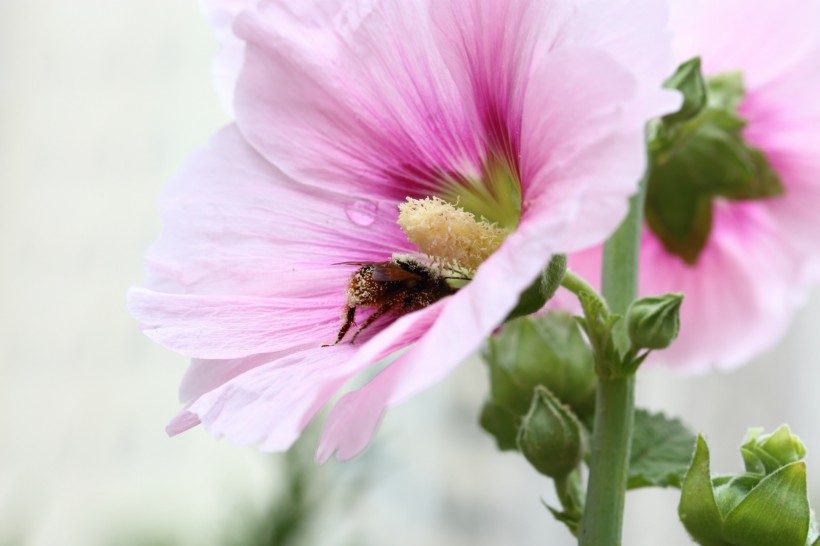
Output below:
[483,312,597,420]
[479,401,519,451]
[628,409,697,489]
[662,57,708,124]
[722,462,810,546]
[679,436,729,546]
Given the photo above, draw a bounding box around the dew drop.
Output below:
[345,199,379,227]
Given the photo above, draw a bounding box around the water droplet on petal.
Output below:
[345,200,379,227]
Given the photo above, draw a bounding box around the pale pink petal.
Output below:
[178,352,281,403]
[144,125,410,298]
[521,48,643,252]
[169,345,355,451]
[740,46,820,273]
[200,0,259,114]
[127,288,337,359]
[669,0,820,88]
[565,0,681,121]
[233,0,480,200]
[169,303,444,451]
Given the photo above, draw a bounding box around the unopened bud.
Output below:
[516,386,583,479]
[679,433,811,546]
[627,293,683,350]
[741,425,807,475]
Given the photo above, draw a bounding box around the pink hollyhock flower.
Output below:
[128,0,678,460]
[564,0,820,372]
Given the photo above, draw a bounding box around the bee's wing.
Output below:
[371,263,423,282]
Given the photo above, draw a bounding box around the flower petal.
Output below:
[128,287,340,359]
[169,302,445,451]
[520,47,642,252]
[429,0,571,168]
[741,46,820,274]
[200,0,259,114]
[670,0,820,88]
[233,0,481,200]
[168,345,356,451]
[178,353,280,403]
[142,125,410,299]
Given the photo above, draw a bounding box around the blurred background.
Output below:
[1,2,818,545]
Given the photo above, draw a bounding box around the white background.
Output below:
[2,2,818,545]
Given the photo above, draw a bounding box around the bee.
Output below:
[328,256,458,345]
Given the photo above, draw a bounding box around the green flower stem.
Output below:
[578,176,648,546]
[560,270,608,312]
[555,469,586,529]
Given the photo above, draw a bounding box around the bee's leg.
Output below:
[350,300,399,344]
[324,306,356,347]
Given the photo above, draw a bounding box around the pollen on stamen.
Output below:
[397,196,507,271]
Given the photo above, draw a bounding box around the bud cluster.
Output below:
[679,427,814,546]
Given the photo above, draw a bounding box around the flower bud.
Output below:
[516,386,583,479]
[626,293,683,351]
[741,425,807,475]
[679,433,811,546]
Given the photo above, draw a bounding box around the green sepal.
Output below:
[516,386,584,479]
[548,470,585,537]
[626,293,684,351]
[628,409,697,489]
[623,350,651,376]
[713,473,763,518]
[662,57,708,124]
[806,510,819,546]
[479,401,519,451]
[505,254,567,321]
[644,163,713,264]
[722,462,810,546]
[575,291,622,377]
[679,436,728,546]
[545,502,581,537]
[646,63,785,264]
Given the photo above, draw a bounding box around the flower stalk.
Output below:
[578,175,648,545]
